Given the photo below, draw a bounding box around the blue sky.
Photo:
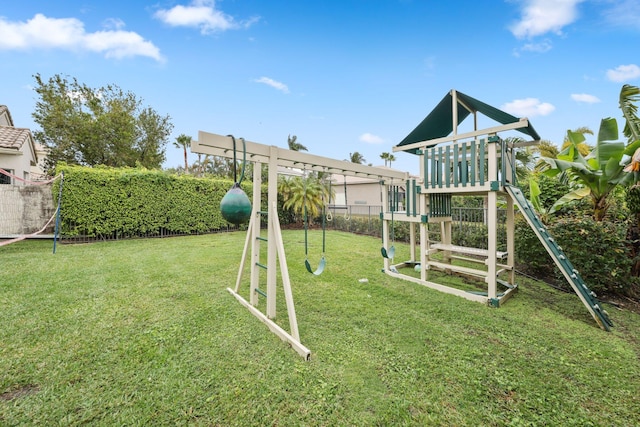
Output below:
[1,0,639,174]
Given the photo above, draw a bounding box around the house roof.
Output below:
[0,105,14,127]
[0,127,33,150]
[395,89,541,154]
[0,127,38,165]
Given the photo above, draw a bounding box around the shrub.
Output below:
[515,214,632,295]
[55,164,258,238]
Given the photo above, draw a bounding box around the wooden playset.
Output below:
[191,89,612,359]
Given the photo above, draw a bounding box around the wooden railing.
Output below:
[420,136,517,191]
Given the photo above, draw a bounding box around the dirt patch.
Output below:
[0,384,39,401]
[601,294,640,315]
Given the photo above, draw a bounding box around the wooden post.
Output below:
[409,222,416,262]
[420,190,428,282]
[267,146,278,319]
[381,180,391,270]
[506,192,515,285]
[250,161,262,305]
[486,136,499,302]
[441,220,452,264]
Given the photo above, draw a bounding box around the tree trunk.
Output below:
[183,148,188,172]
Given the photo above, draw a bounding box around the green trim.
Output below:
[490,181,500,191]
[254,287,267,298]
[488,298,500,307]
[488,135,500,143]
[421,214,429,223]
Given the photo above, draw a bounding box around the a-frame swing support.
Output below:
[192,131,408,359]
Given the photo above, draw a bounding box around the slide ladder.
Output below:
[505,185,613,331]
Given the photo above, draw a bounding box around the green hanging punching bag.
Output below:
[220,182,251,225]
[220,135,251,225]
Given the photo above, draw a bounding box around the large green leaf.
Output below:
[620,84,640,141]
[542,157,590,174]
[623,139,640,156]
[529,179,543,214]
[549,187,590,214]
[598,117,619,143]
[558,132,582,162]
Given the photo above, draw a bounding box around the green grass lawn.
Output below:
[1,231,639,426]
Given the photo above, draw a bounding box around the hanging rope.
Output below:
[303,170,326,275]
[230,135,246,185]
[380,180,396,259]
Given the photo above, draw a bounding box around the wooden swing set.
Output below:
[192,132,408,359]
[192,89,612,359]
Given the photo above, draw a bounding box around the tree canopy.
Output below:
[32,73,173,172]
[348,152,366,164]
[287,135,308,152]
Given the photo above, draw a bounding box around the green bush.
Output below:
[55,164,257,237]
[515,214,632,295]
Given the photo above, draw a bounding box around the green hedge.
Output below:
[515,215,632,295]
[55,165,256,237]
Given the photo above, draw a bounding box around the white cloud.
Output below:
[510,0,584,38]
[513,39,553,57]
[602,0,640,30]
[254,77,289,93]
[501,98,555,117]
[606,64,640,82]
[521,39,553,53]
[0,13,163,61]
[571,93,600,104]
[103,18,126,31]
[154,0,259,34]
[359,133,384,144]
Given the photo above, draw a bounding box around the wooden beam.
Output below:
[193,131,409,183]
[227,288,311,360]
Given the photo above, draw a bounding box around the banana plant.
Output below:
[540,117,633,221]
[528,177,589,224]
[620,84,640,142]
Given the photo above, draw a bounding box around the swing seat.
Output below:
[381,245,395,259]
[305,256,326,275]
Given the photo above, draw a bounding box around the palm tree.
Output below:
[192,154,213,177]
[387,153,396,167]
[380,152,389,166]
[280,175,329,223]
[379,152,396,167]
[349,152,366,164]
[287,134,308,152]
[173,134,192,172]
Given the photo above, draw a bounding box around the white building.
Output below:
[0,105,43,184]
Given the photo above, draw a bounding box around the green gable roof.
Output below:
[396,90,541,154]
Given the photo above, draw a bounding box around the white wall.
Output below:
[0,151,33,185]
